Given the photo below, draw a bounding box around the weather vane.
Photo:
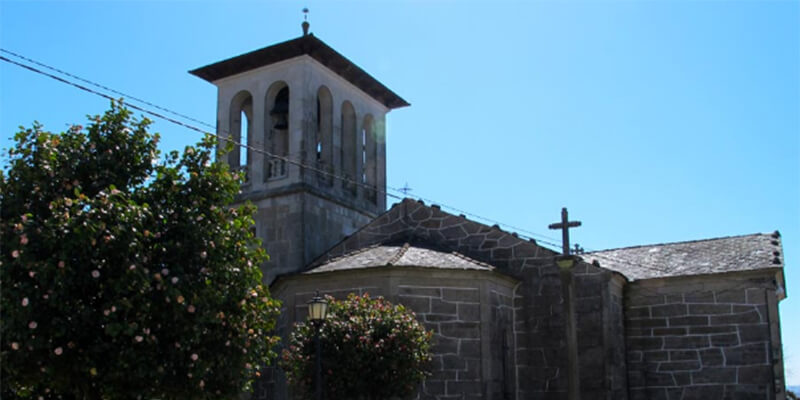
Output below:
[399,182,413,196]
[302,8,310,36]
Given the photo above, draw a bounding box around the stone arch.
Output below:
[265,81,289,180]
[362,114,377,203]
[340,101,357,195]
[316,86,334,185]
[228,90,253,181]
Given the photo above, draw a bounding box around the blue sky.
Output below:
[2,0,798,384]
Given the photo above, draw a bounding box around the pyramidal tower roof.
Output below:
[189,34,409,110]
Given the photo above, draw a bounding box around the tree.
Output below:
[0,102,280,399]
[280,293,433,400]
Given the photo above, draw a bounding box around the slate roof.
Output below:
[580,232,783,281]
[189,34,409,110]
[304,242,495,274]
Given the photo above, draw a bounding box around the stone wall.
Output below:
[625,272,783,400]
[399,285,484,400]
[316,199,629,399]
[265,267,517,400]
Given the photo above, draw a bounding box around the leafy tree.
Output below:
[1,102,280,399]
[281,293,433,400]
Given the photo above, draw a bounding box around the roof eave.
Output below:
[188,34,409,110]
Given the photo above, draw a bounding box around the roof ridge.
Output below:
[386,242,411,266]
[583,232,777,254]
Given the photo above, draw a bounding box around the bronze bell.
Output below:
[270,100,288,130]
[270,87,289,130]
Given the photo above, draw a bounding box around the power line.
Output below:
[0,49,215,130]
[1,51,674,274]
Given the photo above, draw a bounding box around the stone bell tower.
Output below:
[190,24,408,283]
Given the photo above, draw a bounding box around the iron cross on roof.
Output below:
[548,207,582,256]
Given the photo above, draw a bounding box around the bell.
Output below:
[271,87,290,130]
[270,101,288,130]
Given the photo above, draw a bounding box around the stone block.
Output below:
[700,348,724,366]
[659,360,701,371]
[627,306,652,319]
[440,322,480,339]
[681,385,724,399]
[629,387,668,400]
[643,371,676,386]
[442,354,466,370]
[432,336,459,354]
[673,372,691,386]
[398,295,431,314]
[689,304,732,315]
[426,313,457,322]
[685,291,715,303]
[716,290,746,303]
[653,327,686,336]
[710,333,740,347]
[689,325,737,335]
[663,335,709,349]
[457,303,481,322]
[738,324,769,343]
[643,350,669,362]
[745,288,766,305]
[431,299,457,314]
[628,336,664,350]
[459,339,481,358]
[724,384,769,400]
[398,286,441,297]
[691,367,737,384]
[443,288,479,303]
[737,365,772,385]
[652,304,688,317]
[447,380,482,395]
[669,350,699,361]
[724,343,767,366]
[710,310,761,325]
[668,316,709,327]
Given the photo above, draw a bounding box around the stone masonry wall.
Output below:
[625,272,781,400]
[316,199,628,399]
[263,268,517,400]
[399,285,484,400]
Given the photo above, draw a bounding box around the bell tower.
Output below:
[190,24,408,283]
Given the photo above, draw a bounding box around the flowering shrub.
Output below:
[281,293,433,400]
[0,102,280,399]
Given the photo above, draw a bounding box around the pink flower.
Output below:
[161,268,169,276]
[20,235,28,245]
[28,271,35,278]
[199,380,205,388]
[135,336,143,342]
[54,347,63,355]
[11,342,19,350]
[200,251,207,259]
[177,295,185,304]
[28,321,37,329]
[171,277,179,284]
[129,264,136,270]
[58,261,65,268]
[191,353,198,361]
[187,305,196,313]
[103,309,110,316]
[91,270,100,278]
[21,298,29,307]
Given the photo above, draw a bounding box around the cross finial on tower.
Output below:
[548,207,582,256]
[302,8,310,36]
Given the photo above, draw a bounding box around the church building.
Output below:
[190,24,788,400]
